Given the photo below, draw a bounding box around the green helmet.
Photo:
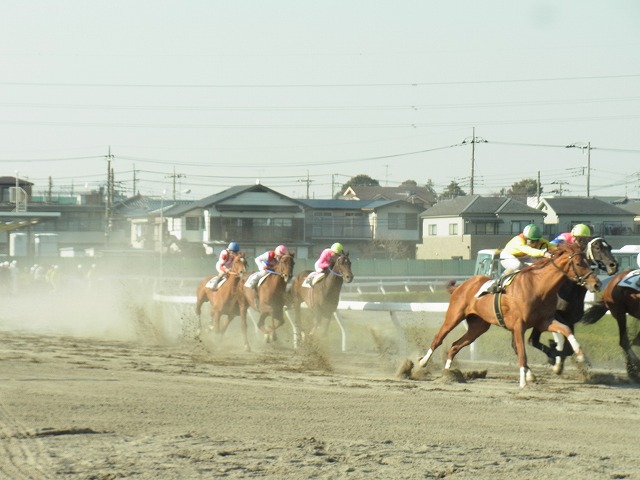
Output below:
[523,224,542,240]
[330,242,343,254]
[571,224,591,237]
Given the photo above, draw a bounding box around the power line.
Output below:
[1,73,638,88]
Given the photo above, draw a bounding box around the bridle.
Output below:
[328,255,349,278]
[550,250,595,286]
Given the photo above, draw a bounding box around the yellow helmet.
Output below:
[571,224,591,237]
[330,242,343,254]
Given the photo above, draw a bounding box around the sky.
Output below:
[1,0,639,202]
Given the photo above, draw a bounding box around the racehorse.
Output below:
[579,267,640,381]
[238,253,295,349]
[416,242,601,388]
[289,252,354,342]
[194,252,248,346]
[528,237,619,374]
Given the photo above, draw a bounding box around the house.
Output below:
[416,195,546,260]
[535,196,638,248]
[149,184,309,259]
[297,198,423,258]
[339,185,436,209]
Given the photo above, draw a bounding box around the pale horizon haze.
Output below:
[1,1,639,201]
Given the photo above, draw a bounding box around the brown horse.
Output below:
[581,267,640,381]
[417,242,601,388]
[238,253,296,348]
[289,252,354,342]
[194,252,248,346]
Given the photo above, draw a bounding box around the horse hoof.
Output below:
[525,370,536,383]
[552,357,564,375]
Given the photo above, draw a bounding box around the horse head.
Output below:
[586,237,619,276]
[330,252,354,284]
[550,242,601,292]
[232,252,247,276]
[276,253,295,283]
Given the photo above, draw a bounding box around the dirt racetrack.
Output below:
[1,287,640,479]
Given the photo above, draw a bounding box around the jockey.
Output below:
[551,224,592,250]
[499,224,555,276]
[315,242,343,273]
[250,244,289,289]
[305,243,343,285]
[208,242,240,290]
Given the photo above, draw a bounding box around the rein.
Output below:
[549,251,594,286]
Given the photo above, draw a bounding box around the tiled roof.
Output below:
[421,195,542,218]
[341,185,436,205]
[540,197,632,216]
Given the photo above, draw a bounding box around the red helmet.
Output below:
[275,245,289,256]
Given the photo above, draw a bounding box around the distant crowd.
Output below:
[0,261,99,295]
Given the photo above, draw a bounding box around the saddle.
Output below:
[205,276,227,290]
[302,272,325,288]
[478,272,518,297]
[244,271,272,289]
[621,269,640,292]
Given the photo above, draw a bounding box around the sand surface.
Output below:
[1,287,640,479]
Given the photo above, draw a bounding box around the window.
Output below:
[449,223,458,235]
[185,217,201,231]
[388,212,418,230]
[428,224,437,236]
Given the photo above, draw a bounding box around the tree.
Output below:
[440,181,466,199]
[399,179,417,187]
[508,178,541,196]
[339,174,380,194]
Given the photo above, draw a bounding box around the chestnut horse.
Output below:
[289,252,354,342]
[194,253,247,345]
[580,267,640,381]
[238,253,295,349]
[417,242,601,388]
[528,237,619,374]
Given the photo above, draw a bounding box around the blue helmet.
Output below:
[228,242,240,252]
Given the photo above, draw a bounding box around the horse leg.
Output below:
[527,329,558,365]
[256,313,271,342]
[544,319,589,380]
[444,316,490,368]
[609,308,640,382]
[512,323,534,388]
[239,312,251,352]
[418,306,467,367]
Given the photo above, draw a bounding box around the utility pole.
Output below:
[461,128,487,195]
[132,164,138,196]
[566,141,592,197]
[166,167,186,200]
[105,146,114,246]
[297,171,314,199]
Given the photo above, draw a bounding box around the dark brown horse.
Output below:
[528,237,619,374]
[289,252,354,342]
[238,253,295,349]
[417,242,601,387]
[194,253,248,346]
[580,267,640,381]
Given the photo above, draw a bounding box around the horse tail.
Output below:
[446,280,457,295]
[580,303,608,325]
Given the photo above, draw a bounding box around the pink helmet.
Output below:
[275,245,289,256]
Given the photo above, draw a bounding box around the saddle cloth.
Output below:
[302,272,325,288]
[244,271,271,288]
[621,269,640,292]
[206,276,227,289]
[475,273,517,297]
